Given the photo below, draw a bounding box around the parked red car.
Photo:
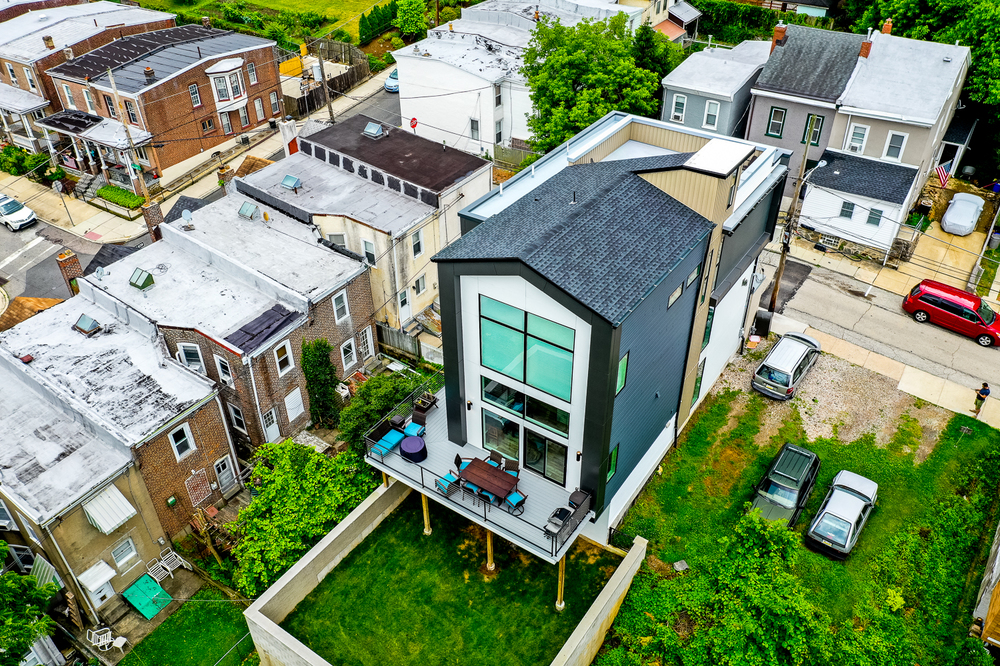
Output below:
[902,280,1000,347]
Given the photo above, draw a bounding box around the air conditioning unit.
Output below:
[848,143,861,153]
[0,519,14,531]
[671,113,683,122]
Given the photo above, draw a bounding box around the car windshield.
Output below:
[756,365,790,386]
[758,481,796,509]
[979,300,996,326]
[813,513,851,546]
[0,199,23,215]
[390,70,398,80]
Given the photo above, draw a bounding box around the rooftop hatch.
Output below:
[129,267,154,291]
[280,175,301,191]
[238,201,260,219]
[363,122,384,139]
[73,313,100,336]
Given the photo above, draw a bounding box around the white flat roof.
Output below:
[0,81,48,113]
[683,137,755,177]
[663,41,771,99]
[397,31,525,81]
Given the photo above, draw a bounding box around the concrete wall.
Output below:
[549,535,648,666]
[247,482,411,666]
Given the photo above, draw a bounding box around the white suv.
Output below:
[0,195,36,231]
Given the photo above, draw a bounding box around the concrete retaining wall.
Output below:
[245,481,411,666]
[549,535,648,666]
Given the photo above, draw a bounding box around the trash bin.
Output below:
[990,233,1000,250]
[755,309,773,337]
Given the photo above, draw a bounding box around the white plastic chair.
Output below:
[160,548,192,573]
[112,636,129,655]
[87,628,113,651]
[145,558,172,582]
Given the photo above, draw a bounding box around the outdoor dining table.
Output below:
[459,458,518,500]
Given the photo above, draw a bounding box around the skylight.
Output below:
[129,267,154,291]
[363,122,384,139]
[238,201,259,219]
[73,313,100,336]
[281,175,301,190]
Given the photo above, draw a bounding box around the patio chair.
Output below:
[112,636,129,655]
[87,628,113,652]
[160,548,193,573]
[478,487,498,505]
[404,421,426,437]
[145,558,172,583]
[487,450,505,468]
[435,471,460,497]
[505,460,520,477]
[504,489,527,515]
[454,454,471,472]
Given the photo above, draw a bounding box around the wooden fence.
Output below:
[495,145,540,169]
[285,40,371,118]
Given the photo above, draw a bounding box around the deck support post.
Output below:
[486,530,495,571]
[422,493,432,535]
[555,554,566,612]
[382,471,389,488]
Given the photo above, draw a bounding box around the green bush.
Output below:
[391,35,405,49]
[302,338,341,428]
[440,7,459,22]
[339,373,423,456]
[359,0,399,44]
[0,144,50,179]
[330,27,352,43]
[367,53,388,72]
[96,185,144,209]
[43,166,66,182]
[690,0,832,43]
[298,10,326,28]
[383,51,395,64]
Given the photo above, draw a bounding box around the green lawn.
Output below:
[119,588,254,666]
[281,492,622,666]
[601,389,1000,665]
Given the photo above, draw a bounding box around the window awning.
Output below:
[83,485,136,534]
[30,555,61,589]
[78,560,116,592]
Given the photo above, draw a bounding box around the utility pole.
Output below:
[316,41,335,123]
[768,114,818,313]
[107,67,150,203]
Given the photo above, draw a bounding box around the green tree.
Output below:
[393,0,427,37]
[631,21,686,116]
[339,372,422,456]
[0,542,58,666]
[301,339,341,428]
[522,14,661,153]
[229,441,378,596]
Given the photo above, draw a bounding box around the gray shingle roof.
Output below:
[755,25,865,102]
[435,156,714,325]
[163,196,210,224]
[809,150,918,205]
[944,108,977,146]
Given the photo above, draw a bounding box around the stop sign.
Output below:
[410,117,418,129]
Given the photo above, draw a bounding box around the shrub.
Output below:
[391,35,405,49]
[43,166,66,182]
[243,11,265,28]
[359,0,399,44]
[440,7,459,22]
[302,338,341,428]
[383,52,395,64]
[96,185,145,209]
[276,9,296,27]
[330,27,352,43]
[367,53,388,72]
[298,10,326,28]
[219,0,245,23]
[339,373,423,456]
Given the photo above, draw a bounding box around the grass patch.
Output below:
[977,246,1000,297]
[281,492,621,666]
[607,392,1000,665]
[119,588,253,666]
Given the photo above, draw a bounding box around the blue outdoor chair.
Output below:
[454,454,471,472]
[505,460,520,477]
[486,450,504,468]
[435,471,459,497]
[504,490,527,515]
[404,422,426,437]
[371,428,405,458]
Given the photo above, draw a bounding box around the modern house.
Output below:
[798,29,970,254]
[661,40,770,137]
[392,0,643,156]
[0,2,174,155]
[41,24,281,193]
[246,116,491,337]
[362,112,786,564]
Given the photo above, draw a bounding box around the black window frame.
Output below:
[524,428,568,487]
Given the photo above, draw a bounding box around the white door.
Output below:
[215,456,236,491]
[88,580,115,608]
[262,408,280,442]
[398,289,411,323]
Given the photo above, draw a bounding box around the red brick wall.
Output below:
[0,0,87,24]
[133,398,235,538]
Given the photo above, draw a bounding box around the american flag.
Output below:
[936,161,953,187]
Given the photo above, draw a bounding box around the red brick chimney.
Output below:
[218,164,235,196]
[56,249,82,296]
[882,17,892,34]
[201,16,211,27]
[860,40,872,58]
[142,201,164,242]
[771,21,787,54]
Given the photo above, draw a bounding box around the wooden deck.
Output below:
[365,390,592,564]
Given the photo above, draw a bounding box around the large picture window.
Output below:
[525,398,569,436]
[479,295,574,401]
[483,410,519,460]
[525,430,567,485]
[482,377,524,416]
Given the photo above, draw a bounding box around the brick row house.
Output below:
[0,1,174,156]
[40,24,282,194]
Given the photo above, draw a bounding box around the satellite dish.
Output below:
[181,209,193,222]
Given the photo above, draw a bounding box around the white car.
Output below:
[0,195,36,231]
[805,470,878,560]
[940,192,985,236]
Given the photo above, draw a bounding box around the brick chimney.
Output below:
[42,35,54,49]
[882,17,892,34]
[201,16,211,27]
[56,249,82,296]
[860,40,872,58]
[279,116,298,158]
[144,66,154,83]
[142,201,164,242]
[218,165,235,196]
[771,21,787,54]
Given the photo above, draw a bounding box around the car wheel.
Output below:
[913,310,929,323]
[4,222,12,232]
[978,334,994,347]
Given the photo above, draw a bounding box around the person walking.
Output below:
[974,382,990,417]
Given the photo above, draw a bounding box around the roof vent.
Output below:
[129,267,154,292]
[238,201,260,218]
[144,66,155,82]
[362,122,384,139]
[38,13,47,20]
[63,47,73,61]
[280,175,301,192]
[73,313,101,336]
[943,56,953,62]
[19,354,33,364]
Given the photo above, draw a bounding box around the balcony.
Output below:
[364,380,593,564]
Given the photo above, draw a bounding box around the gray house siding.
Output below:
[662,89,735,136]
[747,95,832,199]
[604,234,709,507]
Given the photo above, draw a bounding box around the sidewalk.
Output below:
[771,312,1000,429]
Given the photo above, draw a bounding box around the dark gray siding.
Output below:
[715,179,783,300]
[604,234,709,508]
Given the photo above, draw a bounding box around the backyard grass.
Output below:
[119,588,254,666]
[281,492,622,666]
[602,388,1000,665]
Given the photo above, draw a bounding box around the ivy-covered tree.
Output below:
[339,372,422,456]
[229,441,378,596]
[522,14,661,153]
[393,0,427,37]
[301,338,341,428]
[0,542,58,666]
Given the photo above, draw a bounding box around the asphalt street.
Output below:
[777,258,1000,389]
